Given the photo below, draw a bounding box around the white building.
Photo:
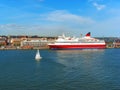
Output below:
[21,39,48,47]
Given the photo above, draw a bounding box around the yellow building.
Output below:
[11,38,21,46]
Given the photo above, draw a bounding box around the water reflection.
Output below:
[56,49,105,54]
[53,49,109,88]
[35,59,41,62]
[55,49,105,64]
[35,57,42,70]
[54,49,105,71]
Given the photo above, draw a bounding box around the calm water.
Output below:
[0,49,120,90]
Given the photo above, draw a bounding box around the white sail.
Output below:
[35,49,42,60]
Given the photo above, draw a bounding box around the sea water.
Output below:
[0,49,120,90]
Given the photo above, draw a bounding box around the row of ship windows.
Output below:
[56,41,102,43]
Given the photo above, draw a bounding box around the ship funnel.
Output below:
[85,32,91,37]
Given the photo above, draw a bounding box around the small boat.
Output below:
[35,49,42,60]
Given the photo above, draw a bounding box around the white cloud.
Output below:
[41,10,95,25]
[93,2,106,10]
[88,0,106,11]
[0,15,120,37]
[0,10,95,36]
[0,24,69,36]
[1,9,120,37]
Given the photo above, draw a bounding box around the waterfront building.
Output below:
[10,38,21,46]
[21,38,48,48]
[113,39,120,48]
[0,37,7,47]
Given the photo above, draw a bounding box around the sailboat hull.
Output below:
[35,50,42,60]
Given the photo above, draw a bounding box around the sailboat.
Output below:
[35,49,42,60]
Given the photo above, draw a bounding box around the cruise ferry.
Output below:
[48,32,106,49]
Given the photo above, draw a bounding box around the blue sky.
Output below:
[0,0,120,37]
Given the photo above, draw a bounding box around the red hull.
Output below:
[49,44,106,49]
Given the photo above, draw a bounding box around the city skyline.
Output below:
[0,0,120,37]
